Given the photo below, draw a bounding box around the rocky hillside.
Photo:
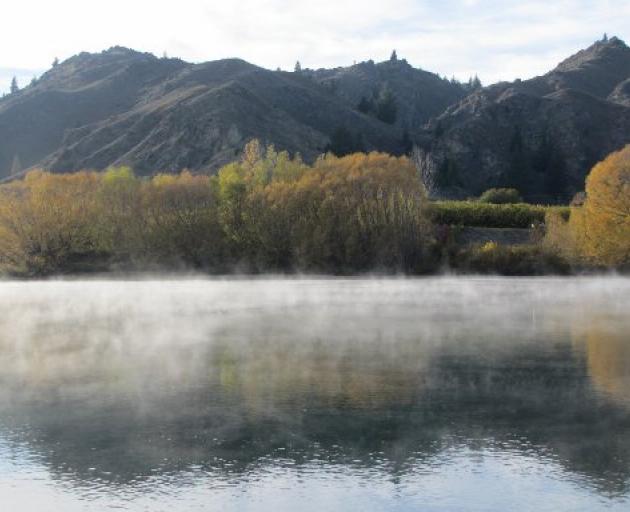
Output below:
[419,37,630,201]
[0,48,463,178]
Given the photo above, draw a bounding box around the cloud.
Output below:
[0,0,627,93]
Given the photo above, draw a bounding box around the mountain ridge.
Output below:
[1,48,441,178]
[1,37,630,202]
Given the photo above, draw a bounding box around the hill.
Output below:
[418,37,630,201]
[0,48,464,178]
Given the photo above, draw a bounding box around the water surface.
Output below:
[0,277,629,511]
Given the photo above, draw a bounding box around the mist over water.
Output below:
[0,277,629,511]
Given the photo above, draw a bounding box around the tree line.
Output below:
[0,141,626,276]
[0,143,434,275]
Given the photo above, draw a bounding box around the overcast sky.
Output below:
[1,0,628,93]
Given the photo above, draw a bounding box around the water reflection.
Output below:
[0,278,628,510]
[581,320,630,406]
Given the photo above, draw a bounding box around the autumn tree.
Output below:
[0,170,102,274]
[97,166,144,259]
[0,144,438,275]
[215,144,434,272]
[544,145,630,268]
[580,146,630,266]
[143,172,224,267]
[304,152,433,271]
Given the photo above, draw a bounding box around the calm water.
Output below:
[0,277,628,511]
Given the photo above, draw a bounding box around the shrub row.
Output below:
[429,201,569,229]
[449,242,570,276]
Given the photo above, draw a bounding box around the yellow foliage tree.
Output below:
[544,145,630,268]
[0,170,102,274]
[581,146,630,266]
[143,171,223,267]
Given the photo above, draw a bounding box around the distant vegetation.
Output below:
[478,188,523,204]
[0,141,627,276]
[428,201,565,229]
[356,85,398,125]
[449,242,569,276]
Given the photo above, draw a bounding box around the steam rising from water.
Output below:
[0,277,628,511]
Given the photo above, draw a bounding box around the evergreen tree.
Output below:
[52,57,59,67]
[357,96,373,114]
[434,121,444,138]
[327,126,363,157]
[390,50,398,62]
[545,152,568,200]
[603,33,609,42]
[533,134,568,200]
[294,61,302,73]
[10,77,18,94]
[504,126,528,193]
[465,75,482,91]
[436,156,460,188]
[376,86,397,124]
[400,129,413,156]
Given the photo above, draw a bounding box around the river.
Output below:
[0,277,628,511]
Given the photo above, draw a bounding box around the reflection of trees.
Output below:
[215,339,424,411]
[581,319,630,404]
[1,330,630,499]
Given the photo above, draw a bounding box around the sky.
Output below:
[1,0,628,93]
